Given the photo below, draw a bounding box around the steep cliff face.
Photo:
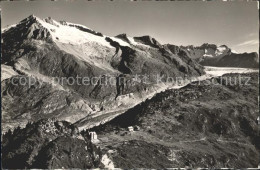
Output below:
[133,35,163,48]
[1,15,205,131]
[2,119,103,169]
[178,43,258,68]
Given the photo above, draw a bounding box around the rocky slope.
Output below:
[2,119,103,169]
[167,43,259,68]
[2,14,259,169]
[1,15,205,132]
[90,73,259,168]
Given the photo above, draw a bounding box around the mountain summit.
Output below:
[1,15,204,132]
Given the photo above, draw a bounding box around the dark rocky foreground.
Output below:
[2,119,103,169]
[90,72,260,168]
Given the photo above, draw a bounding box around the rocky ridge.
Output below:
[176,43,259,68]
[1,15,204,131]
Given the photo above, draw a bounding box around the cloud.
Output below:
[231,49,238,54]
[236,39,259,47]
[247,32,257,37]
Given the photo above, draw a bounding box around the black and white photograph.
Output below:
[0,0,259,169]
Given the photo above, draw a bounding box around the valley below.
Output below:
[74,67,258,131]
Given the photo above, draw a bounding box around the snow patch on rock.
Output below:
[215,46,227,56]
[203,54,213,57]
[1,24,17,33]
[110,37,130,47]
[29,17,119,72]
[1,65,18,81]
[37,18,112,47]
[231,49,238,54]
[101,154,115,169]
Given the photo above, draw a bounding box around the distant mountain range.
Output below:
[168,43,259,68]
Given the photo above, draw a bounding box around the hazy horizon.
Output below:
[1,0,259,53]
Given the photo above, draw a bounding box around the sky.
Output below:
[0,0,259,53]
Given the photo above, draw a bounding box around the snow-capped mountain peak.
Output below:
[36,16,112,47]
[3,15,168,50]
[215,45,229,56]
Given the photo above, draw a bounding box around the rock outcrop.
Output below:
[2,119,103,169]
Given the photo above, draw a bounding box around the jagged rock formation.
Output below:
[133,35,163,48]
[177,43,259,68]
[90,73,259,168]
[2,119,103,169]
[1,15,204,131]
